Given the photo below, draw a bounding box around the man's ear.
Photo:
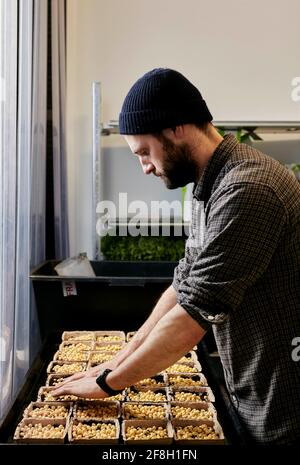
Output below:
[163,125,185,141]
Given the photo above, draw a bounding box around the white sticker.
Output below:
[62,281,77,297]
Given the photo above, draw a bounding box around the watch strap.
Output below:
[96,368,123,396]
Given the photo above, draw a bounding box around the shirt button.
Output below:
[208,315,214,321]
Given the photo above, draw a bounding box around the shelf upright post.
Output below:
[92,81,102,260]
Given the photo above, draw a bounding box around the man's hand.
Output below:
[55,361,114,387]
[50,376,109,399]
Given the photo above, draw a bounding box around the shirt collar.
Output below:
[193,133,239,202]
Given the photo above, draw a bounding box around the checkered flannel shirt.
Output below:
[173,134,300,444]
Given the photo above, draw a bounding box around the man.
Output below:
[53,68,300,444]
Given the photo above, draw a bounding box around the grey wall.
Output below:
[252,138,300,165]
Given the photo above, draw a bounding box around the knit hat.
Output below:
[119,68,213,135]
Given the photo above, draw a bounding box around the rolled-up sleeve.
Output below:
[177,183,287,329]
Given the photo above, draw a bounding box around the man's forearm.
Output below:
[107,304,206,390]
[108,285,177,369]
[131,285,177,343]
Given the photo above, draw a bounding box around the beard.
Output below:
[157,134,199,189]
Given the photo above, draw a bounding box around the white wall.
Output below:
[66,0,300,257]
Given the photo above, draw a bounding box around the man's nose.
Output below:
[140,159,154,175]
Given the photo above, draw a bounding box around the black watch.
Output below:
[96,369,123,396]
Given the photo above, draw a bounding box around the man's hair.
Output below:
[152,122,211,142]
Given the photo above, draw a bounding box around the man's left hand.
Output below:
[50,376,109,399]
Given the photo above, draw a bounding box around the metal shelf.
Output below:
[101,120,300,136]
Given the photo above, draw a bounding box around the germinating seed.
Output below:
[18,423,65,439]
[61,342,91,351]
[176,356,193,364]
[175,424,219,440]
[124,404,166,420]
[94,344,122,353]
[169,376,204,387]
[56,346,89,362]
[173,391,209,402]
[72,422,116,439]
[166,364,198,373]
[76,403,118,419]
[96,335,123,342]
[51,363,85,374]
[27,405,69,419]
[126,425,168,440]
[171,405,213,420]
[134,378,165,388]
[90,353,114,362]
[127,390,167,402]
[66,333,94,341]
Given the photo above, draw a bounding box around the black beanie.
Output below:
[119,68,213,135]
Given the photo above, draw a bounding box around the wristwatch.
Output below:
[96,368,123,396]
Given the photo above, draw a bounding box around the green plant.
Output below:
[101,235,185,261]
[290,163,300,174]
[236,128,251,143]
[217,126,262,144]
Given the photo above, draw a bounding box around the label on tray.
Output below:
[62,281,77,297]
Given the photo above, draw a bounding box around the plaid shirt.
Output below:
[173,134,300,444]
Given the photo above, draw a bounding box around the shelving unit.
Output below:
[92,81,300,259]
